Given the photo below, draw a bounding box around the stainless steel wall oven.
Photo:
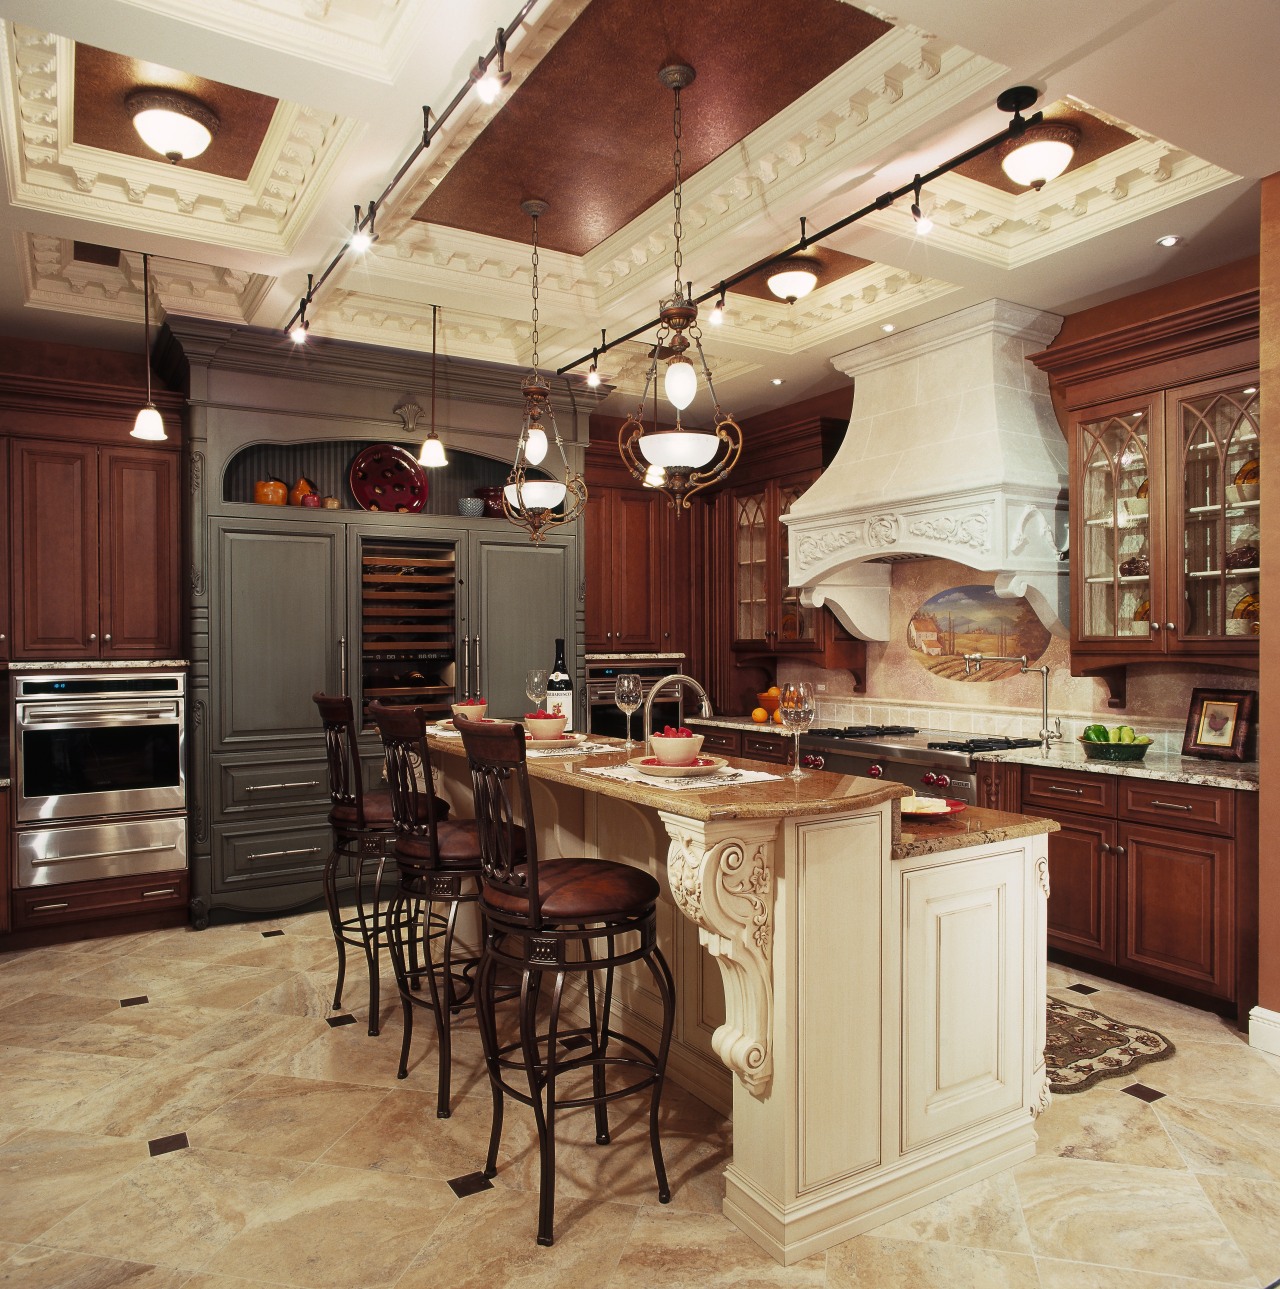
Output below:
[11,670,187,888]
[585,654,686,739]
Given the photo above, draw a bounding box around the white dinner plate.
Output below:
[526,731,588,750]
[630,755,728,779]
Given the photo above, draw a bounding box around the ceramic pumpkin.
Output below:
[254,476,287,505]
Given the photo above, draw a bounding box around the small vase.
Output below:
[457,497,486,517]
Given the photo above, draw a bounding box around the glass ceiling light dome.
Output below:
[766,256,819,302]
[998,121,1080,189]
[126,90,219,163]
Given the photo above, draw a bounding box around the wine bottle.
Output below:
[547,637,574,731]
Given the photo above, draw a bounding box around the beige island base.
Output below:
[426,730,1057,1266]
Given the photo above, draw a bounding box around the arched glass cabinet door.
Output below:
[1174,378,1260,641]
[1076,403,1155,643]
[734,488,769,645]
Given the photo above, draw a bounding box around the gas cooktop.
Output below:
[802,725,1042,768]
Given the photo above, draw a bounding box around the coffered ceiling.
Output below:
[0,0,1275,419]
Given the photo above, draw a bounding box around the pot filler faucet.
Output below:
[643,674,713,744]
[962,654,1063,754]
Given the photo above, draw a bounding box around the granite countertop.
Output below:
[427,730,904,823]
[686,715,787,735]
[894,804,1059,860]
[972,742,1259,791]
[5,659,190,671]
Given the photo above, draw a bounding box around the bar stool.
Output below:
[457,719,675,1247]
[370,701,497,1116]
[314,692,448,1036]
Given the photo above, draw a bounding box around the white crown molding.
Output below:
[18,232,274,324]
[1,25,356,253]
[110,0,421,82]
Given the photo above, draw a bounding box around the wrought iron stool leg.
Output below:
[645,945,676,1204]
[477,951,505,1179]
[322,846,347,1011]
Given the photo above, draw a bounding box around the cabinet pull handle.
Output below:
[1149,800,1193,812]
[141,888,177,899]
[474,633,482,697]
[36,841,177,865]
[246,781,319,792]
[1047,785,1084,795]
[339,635,348,696]
[33,901,70,912]
[246,846,323,862]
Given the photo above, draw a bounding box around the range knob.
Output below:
[921,771,937,785]
[802,754,825,770]
[867,763,884,778]
[934,773,951,789]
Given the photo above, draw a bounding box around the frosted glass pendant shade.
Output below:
[664,357,697,410]
[505,481,566,511]
[524,425,548,465]
[637,430,719,469]
[418,434,447,467]
[999,124,1079,188]
[130,404,167,441]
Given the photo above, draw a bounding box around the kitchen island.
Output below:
[426,730,1057,1265]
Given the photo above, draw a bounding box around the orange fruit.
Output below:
[772,708,784,724]
[767,686,781,696]
[751,707,768,724]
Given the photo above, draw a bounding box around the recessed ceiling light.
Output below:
[881,323,895,333]
[1155,234,1183,248]
[770,378,785,386]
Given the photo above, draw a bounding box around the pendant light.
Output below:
[417,305,448,468]
[131,253,166,441]
[617,65,741,512]
[502,199,587,543]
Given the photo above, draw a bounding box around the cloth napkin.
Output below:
[579,764,782,791]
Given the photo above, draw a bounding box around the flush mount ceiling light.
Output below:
[1156,234,1183,248]
[503,200,587,543]
[616,64,742,512]
[126,89,219,163]
[994,87,1079,189]
[130,252,166,441]
[766,256,819,302]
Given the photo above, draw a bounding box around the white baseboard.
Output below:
[1249,1005,1280,1057]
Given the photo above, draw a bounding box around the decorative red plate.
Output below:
[640,756,716,767]
[349,443,428,513]
[902,799,967,820]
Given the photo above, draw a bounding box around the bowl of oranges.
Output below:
[752,688,783,724]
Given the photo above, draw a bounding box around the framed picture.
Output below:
[1181,687,1256,761]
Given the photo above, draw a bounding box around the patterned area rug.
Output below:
[1046,997,1176,1093]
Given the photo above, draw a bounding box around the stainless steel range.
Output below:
[798,724,1042,804]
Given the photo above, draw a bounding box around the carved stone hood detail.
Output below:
[783,299,1070,641]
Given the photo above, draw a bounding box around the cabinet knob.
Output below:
[1151,622,1161,632]
[1114,845,1127,858]
[1165,622,1175,632]
[88,633,97,641]
[104,633,112,643]
[1100,842,1111,854]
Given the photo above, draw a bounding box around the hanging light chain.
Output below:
[671,83,683,298]
[529,209,541,372]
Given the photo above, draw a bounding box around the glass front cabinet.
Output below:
[1069,371,1261,674]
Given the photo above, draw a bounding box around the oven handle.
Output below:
[33,841,180,866]
[17,703,182,725]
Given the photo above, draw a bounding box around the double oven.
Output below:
[11,670,187,889]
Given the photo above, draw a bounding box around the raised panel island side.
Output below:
[427,731,1056,1265]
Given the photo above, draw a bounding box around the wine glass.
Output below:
[615,673,643,751]
[779,681,816,779]
[525,668,548,713]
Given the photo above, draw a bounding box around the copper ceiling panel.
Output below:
[73,43,278,180]
[414,0,891,255]
[729,246,872,301]
[73,241,122,266]
[954,103,1136,194]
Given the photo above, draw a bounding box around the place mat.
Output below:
[580,764,782,791]
[527,740,614,758]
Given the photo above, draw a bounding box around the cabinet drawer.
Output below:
[742,731,791,765]
[1021,767,1117,816]
[212,817,336,892]
[219,757,330,814]
[696,728,742,756]
[13,871,188,929]
[1120,780,1234,836]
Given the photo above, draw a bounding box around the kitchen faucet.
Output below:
[962,654,1062,754]
[643,674,713,744]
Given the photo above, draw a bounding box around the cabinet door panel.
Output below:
[1117,823,1232,997]
[610,491,661,650]
[214,523,345,747]
[11,440,99,657]
[583,491,611,648]
[1044,814,1116,963]
[0,450,9,662]
[100,448,180,658]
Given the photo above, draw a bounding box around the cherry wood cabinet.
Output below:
[978,759,1259,1026]
[0,789,9,935]
[10,441,179,660]
[584,484,665,651]
[1031,291,1259,706]
[0,451,9,662]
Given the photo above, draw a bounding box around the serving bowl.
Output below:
[452,701,488,721]
[1077,737,1151,762]
[649,732,705,765]
[524,713,567,740]
[756,691,781,715]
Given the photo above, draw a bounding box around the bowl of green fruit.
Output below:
[1079,724,1154,760]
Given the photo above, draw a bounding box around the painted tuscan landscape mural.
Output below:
[907,585,1051,682]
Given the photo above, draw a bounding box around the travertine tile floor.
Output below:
[1,912,1278,1288]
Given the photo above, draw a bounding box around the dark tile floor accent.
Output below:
[1067,983,1100,995]
[326,1014,357,1028]
[1122,1082,1166,1102]
[120,995,149,1007]
[148,1132,190,1157]
[261,929,286,938]
[447,1171,495,1199]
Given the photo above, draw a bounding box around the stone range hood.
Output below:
[783,299,1070,641]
